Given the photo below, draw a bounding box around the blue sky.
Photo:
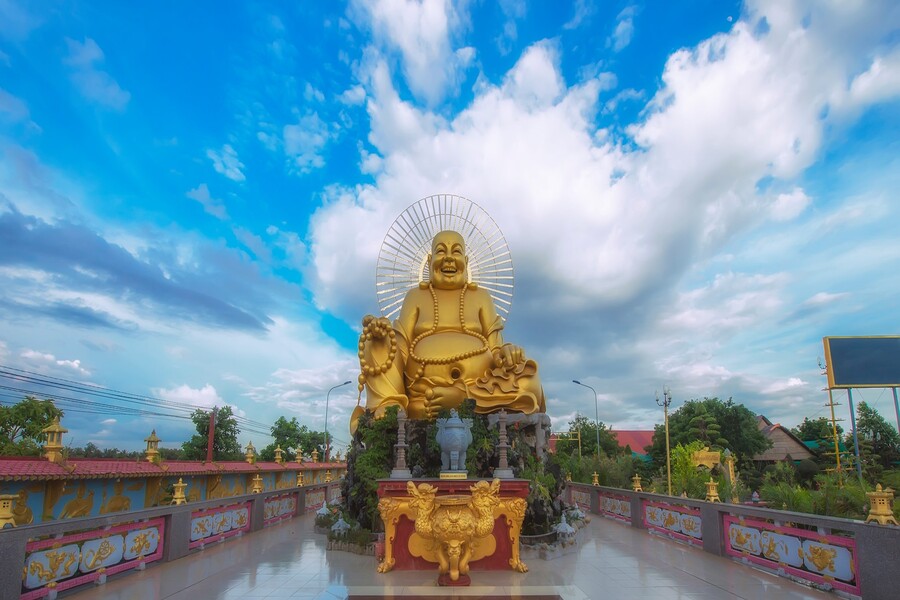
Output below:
[1,0,898,453]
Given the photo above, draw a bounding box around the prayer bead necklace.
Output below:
[407,283,489,377]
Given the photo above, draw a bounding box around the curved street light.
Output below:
[572,380,601,458]
[324,380,352,461]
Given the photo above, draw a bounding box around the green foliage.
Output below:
[671,440,710,498]
[0,396,64,456]
[180,406,243,461]
[259,416,326,461]
[687,409,728,448]
[517,450,564,535]
[810,473,868,520]
[340,407,397,531]
[851,401,900,473]
[793,417,843,444]
[555,414,621,458]
[796,458,820,483]
[759,482,814,513]
[763,460,797,486]
[647,397,770,470]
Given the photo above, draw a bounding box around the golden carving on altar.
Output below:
[352,196,545,429]
[376,479,527,581]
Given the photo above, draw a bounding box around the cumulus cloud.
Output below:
[186,183,229,220]
[206,144,246,182]
[305,0,900,429]
[63,38,130,110]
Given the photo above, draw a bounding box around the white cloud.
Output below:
[20,349,91,376]
[206,144,246,182]
[847,49,900,108]
[607,6,637,53]
[564,0,594,30]
[353,0,471,105]
[304,82,325,103]
[283,112,334,173]
[769,187,811,221]
[154,383,224,410]
[339,85,367,105]
[63,38,130,110]
[186,183,229,220]
[496,0,526,55]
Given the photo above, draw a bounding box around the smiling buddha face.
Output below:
[429,230,468,290]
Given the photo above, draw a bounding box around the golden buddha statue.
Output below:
[357,230,545,423]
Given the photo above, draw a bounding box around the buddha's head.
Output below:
[429,230,468,290]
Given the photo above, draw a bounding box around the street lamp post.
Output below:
[324,380,351,462]
[656,388,673,496]
[572,380,601,458]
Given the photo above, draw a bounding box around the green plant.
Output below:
[340,407,398,531]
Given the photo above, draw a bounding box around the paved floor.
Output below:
[69,513,834,600]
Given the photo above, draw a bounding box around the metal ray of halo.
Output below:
[376,194,514,320]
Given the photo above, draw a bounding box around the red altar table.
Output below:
[375,478,530,573]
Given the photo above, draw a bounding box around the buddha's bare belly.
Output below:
[409,331,491,380]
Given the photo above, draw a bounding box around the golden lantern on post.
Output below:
[705,478,721,503]
[274,445,283,464]
[42,416,68,464]
[245,441,256,464]
[631,474,643,492]
[312,448,319,463]
[866,484,899,525]
[172,478,188,505]
[0,494,17,527]
[145,430,161,463]
[325,470,332,483]
[591,471,599,486]
[251,474,263,494]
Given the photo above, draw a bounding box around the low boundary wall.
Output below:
[0,482,342,599]
[566,483,900,599]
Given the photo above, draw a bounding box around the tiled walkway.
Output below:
[70,513,834,600]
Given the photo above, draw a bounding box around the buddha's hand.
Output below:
[493,343,524,368]
[418,383,466,418]
[362,315,393,339]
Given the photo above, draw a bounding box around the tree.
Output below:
[0,396,64,456]
[258,417,326,461]
[851,401,900,472]
[555,414,621,458]
[793,417,843,443]
[647,397,770,468]
[687,409,728,448]
[181,406,242,461]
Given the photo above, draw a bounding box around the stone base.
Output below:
[438,573,471,586]
[390,469,412,479]
[493,468,515,479]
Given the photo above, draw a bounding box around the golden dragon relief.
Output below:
[805,545,837,572]
[29,549,79,583]
[406,479,502,582]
